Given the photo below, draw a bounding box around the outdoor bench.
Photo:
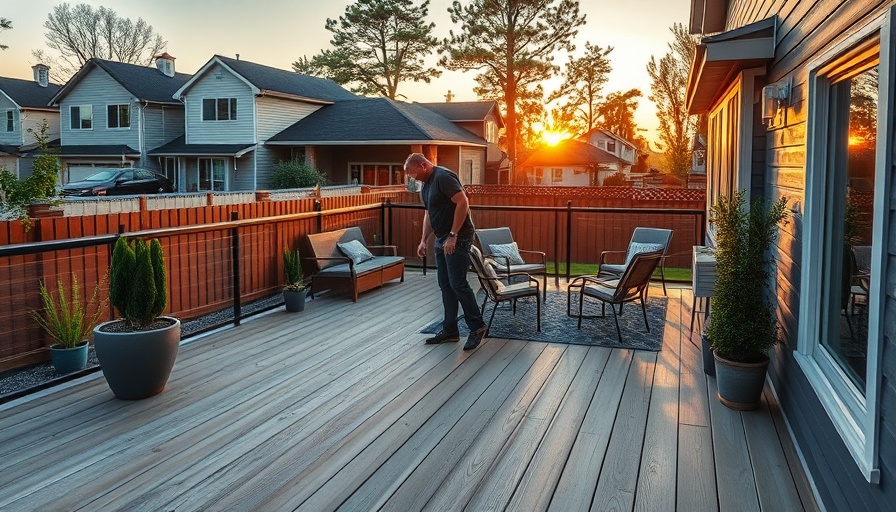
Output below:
[305,226,405,302]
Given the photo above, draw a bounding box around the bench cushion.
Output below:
[317,256,405,277]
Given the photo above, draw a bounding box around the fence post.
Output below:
[565,200,572,282]
[314,199,322,233]
[230,211,241,327]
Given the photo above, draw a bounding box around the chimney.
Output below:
[32,64,50,88]
[154,52,176,77]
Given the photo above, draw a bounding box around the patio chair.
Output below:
[598,227,673,295]
[469,245,541,336]
[570,249,663,343]
[849,245,871,315]
[475,227,547,299]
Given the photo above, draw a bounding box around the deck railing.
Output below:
[0,194,705,375]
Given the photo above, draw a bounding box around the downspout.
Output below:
[138,99,146,167]
[253,95,258,191]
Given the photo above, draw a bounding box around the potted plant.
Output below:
[31,273,107,374]
[93,237,180,400]
[706,190,788,410]
[283,245,308,312]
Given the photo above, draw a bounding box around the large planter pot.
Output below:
[284,289,307,312]
[93,317,180,400]
[713,350,769,411]
[49,341,89,374]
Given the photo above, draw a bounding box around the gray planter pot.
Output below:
[50,341,89,374]
[93,317,180,400]
[284,289,307,312]
[713,350,769,411]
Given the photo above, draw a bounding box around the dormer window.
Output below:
[607,141,616,152]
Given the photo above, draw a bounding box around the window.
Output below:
[552,168,563,183]
[163,157,178,191]
[597,140,606,148]
[485,120,499,143]
[202,98,237,121]
[798,23,890,483]
[348,162,404,186]
[70,105,92,130]
[198,158,226,191]
[607,141,616,152]
[107,104,130,129]
[5,111,13,132]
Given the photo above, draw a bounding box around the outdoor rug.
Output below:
[421,290,668,351]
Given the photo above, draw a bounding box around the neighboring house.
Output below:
[581,129,638,169]
[516,139,626,186]
[0,65,60,179]
[687,1,895,510]
[267,97,488,187]
[154,55,358,192]
[48,54,191,184]
[417,101,509,184]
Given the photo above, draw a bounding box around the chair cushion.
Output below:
[337,240,374,265]
[626,242,664,265]
[489,242,525,265]
[318,256,404,276]
[483,259,506,293]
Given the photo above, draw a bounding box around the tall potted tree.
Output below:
[93,237,180,399]
[707,190,788,410]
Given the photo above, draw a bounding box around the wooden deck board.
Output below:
[0,273,818,511]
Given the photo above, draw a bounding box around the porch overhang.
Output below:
[148,136,256,158]
[56,144,140,159]
[686,16,777,114]
[264,140,485,147]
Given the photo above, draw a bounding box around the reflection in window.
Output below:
[822,65,877,391]
[349,162,405,186]
[198,158,226,191]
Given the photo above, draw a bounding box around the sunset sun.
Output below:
[541,129,570,146]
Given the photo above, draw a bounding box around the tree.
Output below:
[596,88,642,142]
[32,3,165,81]
[293,0,441,99]
[0,18,10,50]
[646,23,697,178]
[548,42,613,136]
[441,0,586,164]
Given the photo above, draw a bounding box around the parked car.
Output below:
[61,168,174,197]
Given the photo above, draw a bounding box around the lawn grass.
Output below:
[546,262,691,282]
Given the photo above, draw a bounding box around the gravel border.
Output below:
[0,293,288,401]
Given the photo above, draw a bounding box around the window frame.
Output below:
[202,98,237,122]
[796,8,893,484]
[4,110,14,132]
[106,103,131,129]
[69,105,93,130]
[347,162,405,186]
[198,158,226,191]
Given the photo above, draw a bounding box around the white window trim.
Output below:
[197,157,227,192]
[796,8,892,484]
[201,97,237,122]
[70,104,93,131]
[106,103,131,130]
[4,110,15,132]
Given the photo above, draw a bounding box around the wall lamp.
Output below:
[762,80,790,124]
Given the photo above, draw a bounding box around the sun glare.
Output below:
[541,130,569,146]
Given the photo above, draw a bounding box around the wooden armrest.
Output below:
[365,244,398,256]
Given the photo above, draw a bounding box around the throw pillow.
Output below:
[625,242,664,264]
[489,242,525,265]
[337,239,374,265]
[483,259,506,293]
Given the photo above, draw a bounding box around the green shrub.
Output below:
[0,121,60,226]
[706,190,789,362]
[271,160,328,189]
[110,237,168,328]
[31,273,108,348]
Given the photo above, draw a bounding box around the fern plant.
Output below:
[706,190,789,362]
[283,245,306,292]
[31,273,108,349]
[110,237,168,328]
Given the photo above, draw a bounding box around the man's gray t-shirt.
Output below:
[421,166,474,239]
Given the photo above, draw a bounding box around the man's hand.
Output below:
[417,240,427,258]
[444,236,457,255]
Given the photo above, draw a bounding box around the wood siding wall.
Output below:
[59,69,140,148]
[183,64,255,144]
[725,1,895,510]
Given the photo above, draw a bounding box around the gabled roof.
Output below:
[0,76,61,110]
[267,98,486,146]
[583,128,636,149]
[417,101,505,128]
[148,136,255,157]
[175,55,357,104]
[50,58,191,106]
[519,140,627,168]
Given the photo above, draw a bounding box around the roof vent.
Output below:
[154,52,176,77]
[32,64,50,87]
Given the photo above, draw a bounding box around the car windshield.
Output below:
[83,170,121,182]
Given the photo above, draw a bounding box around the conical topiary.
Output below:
[109,237,168,328]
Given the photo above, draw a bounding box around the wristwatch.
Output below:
[448,231,457,237]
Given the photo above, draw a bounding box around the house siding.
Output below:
[255,96,323,188]
[182,64,255,144]
[141,106,185,171]
[722,1,896,510]
[59,69,139,148]
[0,95,21,146]
[459,147,485,184]
[21,111,60,147]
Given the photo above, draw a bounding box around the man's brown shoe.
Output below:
[463,327,487,351]
[425,331,460,344]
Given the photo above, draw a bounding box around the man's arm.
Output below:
[418,210,433,257]
[442,190,470,255]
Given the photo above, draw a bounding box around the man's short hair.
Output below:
[404,153,426,169]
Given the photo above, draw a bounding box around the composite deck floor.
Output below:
[0,270,818,511]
